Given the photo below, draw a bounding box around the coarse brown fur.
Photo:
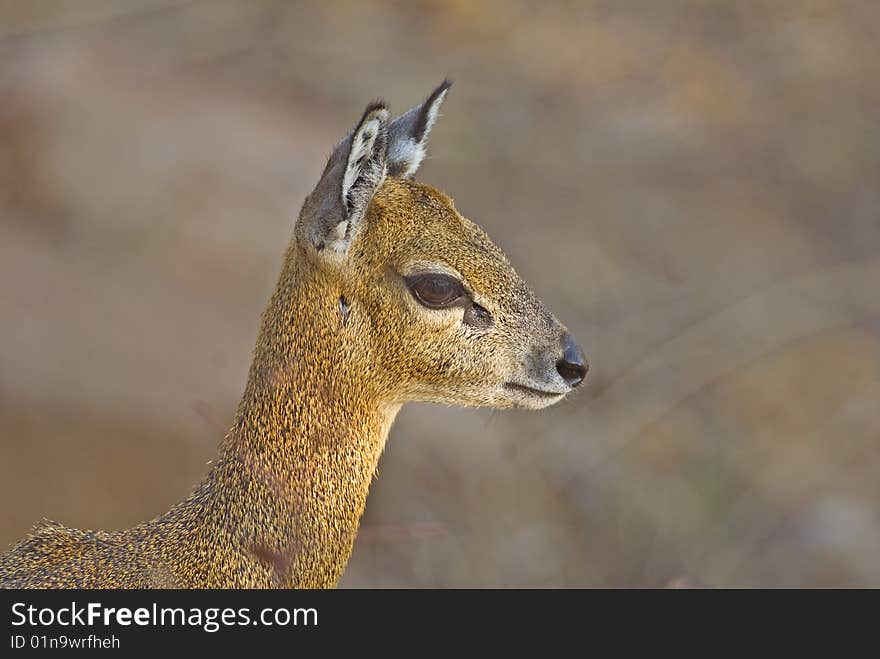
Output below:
[1,83,586,588]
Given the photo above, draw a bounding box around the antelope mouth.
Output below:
[503,382,567,398]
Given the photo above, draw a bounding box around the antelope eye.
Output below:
[406,274,464,309]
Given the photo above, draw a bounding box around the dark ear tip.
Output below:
[358,100,390,126]
[431,79,453,100]
[365,99,389,114]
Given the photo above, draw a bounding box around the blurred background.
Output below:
[1,0,879,587]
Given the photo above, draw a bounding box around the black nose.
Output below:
[556,334,588,387]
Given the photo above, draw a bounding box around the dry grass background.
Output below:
[1,0,879,586]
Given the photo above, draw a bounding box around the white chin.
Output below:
[501,383,567,410]
[513,393,565,410]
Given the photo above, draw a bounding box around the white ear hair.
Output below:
[308,103,389,254]
[387,80,452,179]
[296,85,450,258]
[342,107,389,209]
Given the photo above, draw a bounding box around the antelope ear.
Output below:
[297,102,390,255]
[387,80,452,179]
